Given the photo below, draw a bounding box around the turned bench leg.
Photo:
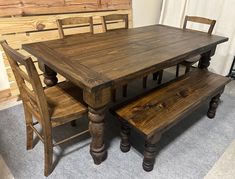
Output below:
[207,93,222,119]
[143,134,161,172]
[120,122,131,152]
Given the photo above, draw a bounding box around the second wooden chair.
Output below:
[56,16,94,39]
[176,16,216,77]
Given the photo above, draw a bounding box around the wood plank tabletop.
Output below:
[22,24,228,92]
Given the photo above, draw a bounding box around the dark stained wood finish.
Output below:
[207,93,222,119]
[177,16,217,77]
[120,121,131,152]
[102,13,129,100]
[22,25,228,93]
[22,24,228,165]
[113,69,230,171]
[114,70,230,137]
[56,16,94,39]
[0,40,88,176]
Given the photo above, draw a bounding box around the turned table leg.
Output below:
[88,107,107,164]
[38,60,58,87]
[207,93,222,119]
[120,121,131,152]
[83,87,111,165]
[143,134,161,172]
[198,47,216,70]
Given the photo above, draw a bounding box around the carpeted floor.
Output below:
[1,70,235,179]
[205,139,235,179]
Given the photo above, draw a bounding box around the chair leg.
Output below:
[207,93,222,119]
[143,76,148,89]
[158,70,163,84]
[120,122,131,152]
[185,64,191,74]
[152,72,159,81]
[176,64,180,77]
[122,84,128,97]
[43,128,53,176]
[24,108,33,150]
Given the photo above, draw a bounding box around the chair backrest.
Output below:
[56,17,94,39]
[102,14,129,32]
[183,16,216,35]
[0,40,50,124]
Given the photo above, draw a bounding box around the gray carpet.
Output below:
[1,71,235,179]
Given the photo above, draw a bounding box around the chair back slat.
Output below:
[56,17,94,39]
[102,14,129,32]
[0,40,50,125]
[183,16,216,35]
[15,67,31,83]
[21,83,36,103]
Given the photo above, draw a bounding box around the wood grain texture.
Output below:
[22,25,228,93]
[0,9,132,96]
[102,13,129,100]
[0,0,131,17]
[113,69,231,137]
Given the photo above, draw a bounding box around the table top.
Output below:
[22,24,228,92]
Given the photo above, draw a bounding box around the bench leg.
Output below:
[143,134,161,172]
[158,70,163,84]
[122,85,128,98]
[185,64,191,74]
[112,88,116,102]
[207,93,222,119]
[120,122,131,152]
[153,72,159,81]
[176,64,180,77]
[143,76,148,89]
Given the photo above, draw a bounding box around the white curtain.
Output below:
[159,0,235,75]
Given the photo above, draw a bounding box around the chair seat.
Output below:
[44,81,88,127]
[181,55,201,65]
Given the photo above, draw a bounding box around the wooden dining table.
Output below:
[22,24,228,165]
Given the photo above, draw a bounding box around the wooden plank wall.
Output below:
[0,10,132,95]
[0,0,131,16]
[0,9,132,96]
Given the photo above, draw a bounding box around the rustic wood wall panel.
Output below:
[0,0,131,17]
[0,9,132,96]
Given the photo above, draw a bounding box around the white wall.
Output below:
[132,0,163,27]
[0,52,10,91]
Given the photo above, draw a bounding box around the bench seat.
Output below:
[111,69,231,172]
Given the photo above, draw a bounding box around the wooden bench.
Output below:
[111,69,231,172]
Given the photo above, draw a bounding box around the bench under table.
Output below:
[111,69,231,172]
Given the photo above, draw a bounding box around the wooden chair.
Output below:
[176,16,216,77]
[0,40,89,176]
[56,17,94,39]
[102,14,129,32]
